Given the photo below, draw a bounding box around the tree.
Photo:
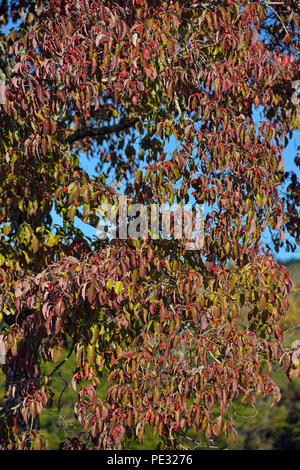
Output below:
[0,0,299,450]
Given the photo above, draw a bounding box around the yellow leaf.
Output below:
[114,281,124,295]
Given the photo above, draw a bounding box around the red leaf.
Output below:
[274,324,283,341]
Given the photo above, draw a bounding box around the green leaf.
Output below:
[46,233,57,247]
[114,281,124,295]
[68,183,80,204]
[224,242,231,255]
[238,293,245,306]
[3,223,10,236]
[67,205,76,221]
[31,235,40,253]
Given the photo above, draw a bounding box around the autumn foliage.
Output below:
[0,0,299,450]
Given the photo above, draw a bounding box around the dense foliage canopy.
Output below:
[0,0,299,450]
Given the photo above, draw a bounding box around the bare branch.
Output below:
[66,117,142,145]
[263,1,289,34]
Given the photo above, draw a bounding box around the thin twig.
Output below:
[263,1,289,34]
[49,340,76,378]
[57,371,69,413]
[66,117,142,145]
[208,350,222,364]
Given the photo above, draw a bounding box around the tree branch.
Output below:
[66,117,141,145]
[263,1,289,34]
